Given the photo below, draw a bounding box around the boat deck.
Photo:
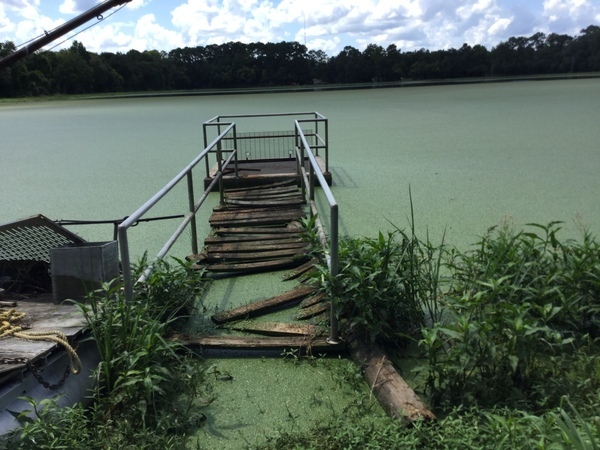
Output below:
[0,294,87,386]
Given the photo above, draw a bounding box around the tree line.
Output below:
[0,25,599,97]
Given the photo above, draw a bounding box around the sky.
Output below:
[0,0,599,56]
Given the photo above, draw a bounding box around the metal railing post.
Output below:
[217,141,224,205]
[118,227,133,301]
[327,203,340,344]
[187,171,199,255]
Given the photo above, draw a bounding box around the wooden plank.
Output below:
[209,209,304,223]
[282,258,318,281]
[214,227,302,235]
[211,286,316,324]
[174,335,344,353]
[225,189,301,199]
[205,234,304,244]
[204,257,309,274]
[225,187,301,198]
[213,205,301,214]
[210,216,304,228]
[226,322,320,336]
[206,240,306,253]
[223,179,298,193]
[299,292,327,309]
[197,258,304,277]
[224,198,305,208]
[225,193,304,202]
[204,247,307,263]
[295,302,329,320]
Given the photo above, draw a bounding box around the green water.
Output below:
[2,79,599,251]
[2,79,599,448]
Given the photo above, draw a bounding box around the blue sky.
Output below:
[1,1,599,56]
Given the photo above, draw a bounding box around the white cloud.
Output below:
[59,0,97,15]
[1,0,599,58]
[543,0,600,34]
[132,13,185,50]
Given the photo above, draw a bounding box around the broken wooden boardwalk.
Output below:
[185,178,342,354]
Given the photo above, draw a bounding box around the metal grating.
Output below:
[0,214,84,263]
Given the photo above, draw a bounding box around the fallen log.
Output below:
[348,335,436,423]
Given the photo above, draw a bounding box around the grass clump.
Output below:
[3,257,210,450]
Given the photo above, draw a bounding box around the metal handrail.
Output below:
[294,121,340,344]
[118,123,235,300]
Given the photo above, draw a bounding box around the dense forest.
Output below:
[0,25,599,97]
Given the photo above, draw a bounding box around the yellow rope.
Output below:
[0,308,82,374]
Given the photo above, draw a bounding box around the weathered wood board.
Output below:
[0,297,87,383]
[211,286,316,324]
[174,335,344,353]
[213,227,302,235]
[226,321,320,336]
[282,258,318,281]
[295,302,329,320]
[299,292,326,309]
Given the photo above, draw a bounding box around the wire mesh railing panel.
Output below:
[0,215,84,262]
[228,130,313,160]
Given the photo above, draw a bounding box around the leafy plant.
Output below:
[419,221,600,408]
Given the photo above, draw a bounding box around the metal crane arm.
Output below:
[0,0,132,71]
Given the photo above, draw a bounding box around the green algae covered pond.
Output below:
[1,78,600,448]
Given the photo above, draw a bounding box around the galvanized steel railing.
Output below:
[294,119,340,344]
[118,122,236,300]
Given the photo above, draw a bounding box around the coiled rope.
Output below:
[0,308,82,374]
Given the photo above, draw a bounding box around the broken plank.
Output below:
[225,188,302,198]
[204,247,307,262]
[295,302,329,320]
[206,240,306,253]
[213,227,302,235]
[282,258,318,281]
[223,179,298,193]
[210,209,304,223]
[226,321,320,336]
[225,190,301,200]
[205,234,304,244]
[204,257,308,274]
[210,217,305,228]
[299,292,327,309]
[224,193,304,202]
[211,286,316,324]
[224,199,305,207]
[174,335,343,353]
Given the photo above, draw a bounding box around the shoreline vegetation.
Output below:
[3,219,598,449]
